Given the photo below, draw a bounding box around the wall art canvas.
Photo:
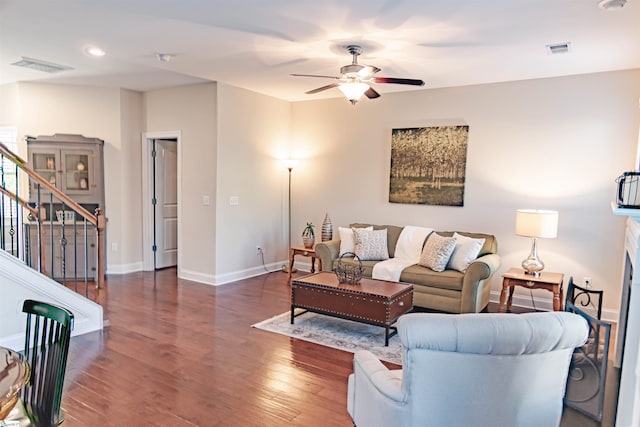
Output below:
[389,125,469,206]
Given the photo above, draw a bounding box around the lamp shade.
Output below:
[338,82,369,102]
[284,159,298,170]
[515,209,559,238]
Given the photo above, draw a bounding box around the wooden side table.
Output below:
[498,268,565,312]
[287,245,322,285]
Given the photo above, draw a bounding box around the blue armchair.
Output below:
[347,311,588,427]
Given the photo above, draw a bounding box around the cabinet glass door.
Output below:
[62,151,93,195]
[31,150,59,191]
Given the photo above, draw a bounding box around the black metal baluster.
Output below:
[1,153,5,251]
[14,171,20,258]
[84,218,89,297]
[48,193,54,280]
[8,197,15,255]
[36,183,43,272]
[60,203,67,285]
[73,212,78,292]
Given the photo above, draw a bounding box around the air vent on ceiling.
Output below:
[11,57,73,73]
[546,42,571,55]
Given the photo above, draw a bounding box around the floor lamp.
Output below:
[283,159,298,273]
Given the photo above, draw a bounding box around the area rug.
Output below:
[252,310,403,365]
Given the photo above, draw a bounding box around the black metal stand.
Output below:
[564,277,611,422]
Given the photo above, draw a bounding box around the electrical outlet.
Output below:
[584,277,592,289]
[256,245,262,254]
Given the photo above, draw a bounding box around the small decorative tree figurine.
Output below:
[302,222,315,248]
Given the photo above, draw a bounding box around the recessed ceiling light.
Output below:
[546,42,571,55]
[598,0,626,10]
[85,46,106,57]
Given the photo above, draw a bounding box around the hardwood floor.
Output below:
[58,268,618,426]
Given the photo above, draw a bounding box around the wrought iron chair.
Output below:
[7,299,74,426]
[564,276,611,422]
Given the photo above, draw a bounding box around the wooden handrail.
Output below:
[0,186,38,218]
[0,140,106,289]
[0,141,97,225]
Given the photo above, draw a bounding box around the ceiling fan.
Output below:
[291,44,425,105]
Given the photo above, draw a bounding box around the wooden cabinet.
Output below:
[27,134,104,206]
[27,134,105,280]
[26,224,97,280]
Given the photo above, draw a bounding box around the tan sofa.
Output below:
[315,223,501,313]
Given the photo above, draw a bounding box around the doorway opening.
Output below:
[142,131,181,271]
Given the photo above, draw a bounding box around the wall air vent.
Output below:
[11,57,73,73]
[546,42,571,55]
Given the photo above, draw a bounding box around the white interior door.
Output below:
[154,139,178,269]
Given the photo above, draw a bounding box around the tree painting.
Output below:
[389,125,469,206]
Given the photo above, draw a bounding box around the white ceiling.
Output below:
[1,0,639,102]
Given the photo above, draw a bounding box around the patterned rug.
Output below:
[252,310,403,365]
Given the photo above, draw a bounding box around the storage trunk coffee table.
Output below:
[290,272,414,346]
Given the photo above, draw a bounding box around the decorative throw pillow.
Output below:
[353,228,389,261]
[339,226,373,256]
[419,233,457,272]
[447,233,486,273]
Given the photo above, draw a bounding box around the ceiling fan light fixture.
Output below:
[85,46,106,57]
[598,0,626,9]
[338,81,369,105]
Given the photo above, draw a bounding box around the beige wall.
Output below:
[215,83,291,279]
[143,83,218,281]
[117,89,144,270]
[13,82,128,271]
[0,83,19,129]
[290,69,640,317]
[2,69,639,318]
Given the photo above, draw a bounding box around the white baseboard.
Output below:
[489,290,619,323]
[180,259,309,286]
[212,261,287,286]
[105,259,313,287]
[106,261,143,275]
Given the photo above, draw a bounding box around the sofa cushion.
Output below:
[438,231,497,256]
[419,233,457,272]
[339,226,373,256]
[401,265,465,291]
[353,228,390,261]
[351,223,404,258]
[447,232,485,272]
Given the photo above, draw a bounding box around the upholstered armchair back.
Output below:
[399,312,588,427]
[348,311,588,427]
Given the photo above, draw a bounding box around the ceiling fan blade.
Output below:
[365,87,380,99]
[291,73,340,79]
[305,83,340,94]
[373,77,425,86]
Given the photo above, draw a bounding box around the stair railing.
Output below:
[0,141,106,294]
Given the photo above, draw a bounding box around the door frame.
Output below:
[141,131,182,271]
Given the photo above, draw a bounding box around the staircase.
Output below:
[0,141,104,349]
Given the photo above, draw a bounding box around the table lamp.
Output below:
[515,209,559,277]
